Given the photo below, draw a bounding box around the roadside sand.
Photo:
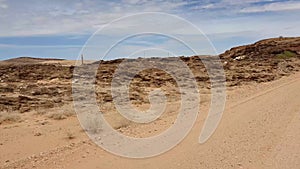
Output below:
[1,72,299,169]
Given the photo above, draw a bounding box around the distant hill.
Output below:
[1,57,65,64]
[220,37,300,60]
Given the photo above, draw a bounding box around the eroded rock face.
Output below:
[220,37,300,60]
[1,37,300,112]
[0,63,72,112]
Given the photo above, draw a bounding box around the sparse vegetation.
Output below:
[47,110,74,120]
[276,50,297,59]
[0,111,21,124]
[114,120,130,130]
[35,104,75,120]
[84,116,103,134]
[47,112,67,120]
[66,130,75,140]
[33,109,47,116]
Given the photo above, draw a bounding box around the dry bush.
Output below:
[0,111,21,124]
[47,112,68,120]
[66,130,75,139]
[103,112,132,130]
[83,115,104,134]
[114,119,131,130]
[47,110,74,120]
[33,109,47,116]
[36,105,75,120]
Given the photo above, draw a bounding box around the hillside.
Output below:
[1,57,65,65]
[1,37,300,169]
[220,37,300,60]
[0,37,300,114]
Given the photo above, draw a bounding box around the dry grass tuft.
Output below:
[47,110,74,120]
[83,116,104,134]
[0,111,21,124]
[35,104,75,120]
[66,130,75,140]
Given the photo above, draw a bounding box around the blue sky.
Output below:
[0,0,300,60]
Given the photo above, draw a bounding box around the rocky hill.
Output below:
[0,37,300,115]
[1,57,65,64]
[220,37,300,60]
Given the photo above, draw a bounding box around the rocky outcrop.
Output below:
[1,37,300,113]
[220,37,300,60]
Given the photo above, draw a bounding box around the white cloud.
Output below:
[0,0,8,9]
[221,0,274,5]
[1,0,299,38]
[191,0,276,10]
[0,0,190,37]
[240,1,300,13]
[121,0,148,5]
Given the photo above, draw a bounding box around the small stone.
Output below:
[34,132,42,136]
[40,121,49,125]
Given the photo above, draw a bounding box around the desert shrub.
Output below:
[47,105,74,120]
[66,130,75,139]
[33,109,47,115]
[47,112,67,120]
[83,115,103,134]
[276,51,296,59]
[47,110,74,120]
[0,111,21,124]
[114,119,130,130]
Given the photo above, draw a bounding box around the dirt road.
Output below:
[1,73,300,169]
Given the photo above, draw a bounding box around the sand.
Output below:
[1,72,299,169]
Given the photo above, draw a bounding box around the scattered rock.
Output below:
[34,132,42,136]
[40,121,49,125]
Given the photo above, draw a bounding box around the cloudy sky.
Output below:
[0,0,299,60]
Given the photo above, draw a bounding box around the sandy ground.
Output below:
[1,72,300,169]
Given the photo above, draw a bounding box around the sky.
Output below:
[0,0,299,60]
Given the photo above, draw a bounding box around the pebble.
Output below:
[34,132,42,136]
[40,121,49,125]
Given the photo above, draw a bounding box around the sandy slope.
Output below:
[1,72,300,169]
